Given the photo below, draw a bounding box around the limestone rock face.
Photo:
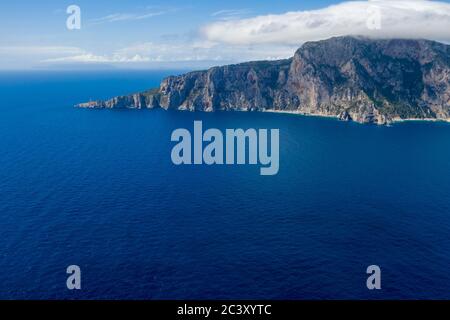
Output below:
[76,36,450,124]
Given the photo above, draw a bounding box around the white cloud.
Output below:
[7,0,450,69]
[90,11,166,24]
[43,53,151,63]
[202,0,450,45]
[0,46,87,69]
[211,9,251,20]
[0,46,84,55]
[113,41,295,62]
[41,40,297,67]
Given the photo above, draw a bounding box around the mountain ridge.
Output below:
[76,36,450,125]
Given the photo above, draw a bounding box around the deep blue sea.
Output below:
[0,71,449,299]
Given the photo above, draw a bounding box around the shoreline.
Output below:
[391,117,450,123]
[262,109,450,125]
[261,109,341,119]
[77,104,450,126]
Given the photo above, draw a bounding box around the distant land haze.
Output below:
[77,36,450,125]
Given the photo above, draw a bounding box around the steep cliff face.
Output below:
[76,36,450,124]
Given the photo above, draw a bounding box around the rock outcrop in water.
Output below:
[76,36,450,124]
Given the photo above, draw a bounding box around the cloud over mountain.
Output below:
[202,0,450,45]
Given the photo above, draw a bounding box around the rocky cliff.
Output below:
[77,36,450,124]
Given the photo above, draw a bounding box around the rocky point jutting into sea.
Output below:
[76,36,450,125]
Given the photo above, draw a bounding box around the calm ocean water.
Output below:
[0,71,449,299]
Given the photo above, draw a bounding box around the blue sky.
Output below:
[1,0,449,69]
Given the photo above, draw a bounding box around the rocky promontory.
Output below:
[76,36,450,125]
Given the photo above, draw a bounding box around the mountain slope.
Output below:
[77,36,450,124]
